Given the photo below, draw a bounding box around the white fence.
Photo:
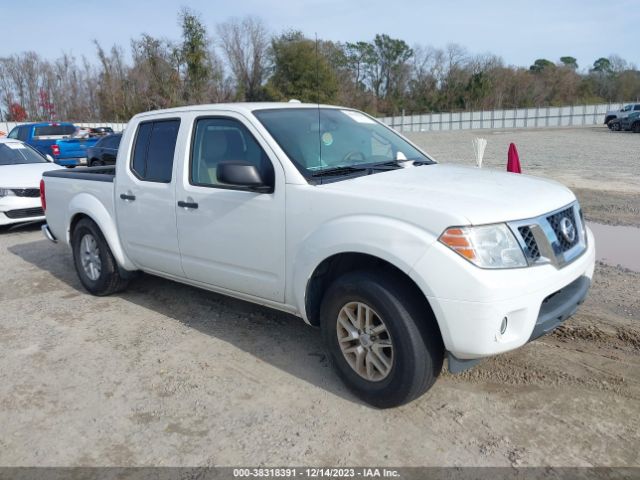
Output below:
[0,121,127,135]
[379,102,629,132]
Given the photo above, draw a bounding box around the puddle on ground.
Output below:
[588,222,640,272]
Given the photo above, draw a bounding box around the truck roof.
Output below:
[132,102,346,120]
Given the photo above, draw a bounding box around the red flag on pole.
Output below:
[507,142,521,173]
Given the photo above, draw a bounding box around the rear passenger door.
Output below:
[115,118,185,278]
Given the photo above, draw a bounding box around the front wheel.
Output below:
[611,122,622,132]
[320,271,443,408]
[71,218,129,295]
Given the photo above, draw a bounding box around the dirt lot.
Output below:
[1,126,639,467]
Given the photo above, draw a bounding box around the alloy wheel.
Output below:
[336,301,394,382]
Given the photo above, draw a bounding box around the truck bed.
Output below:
[42,166,117,245]
[42,166,115,182]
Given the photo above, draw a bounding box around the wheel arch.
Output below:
[303,252,443,344]
[67,195,136,271]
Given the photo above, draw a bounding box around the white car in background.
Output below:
[0,138,61,226]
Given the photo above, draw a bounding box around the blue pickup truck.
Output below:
[7,122,100,166]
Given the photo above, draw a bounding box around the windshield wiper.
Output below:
[311,165,369,177]
[378,158,434,168]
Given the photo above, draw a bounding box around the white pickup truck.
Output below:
[41,103,595,407]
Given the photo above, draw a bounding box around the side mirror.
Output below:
[217,161,272,193]
[45,154,54,162]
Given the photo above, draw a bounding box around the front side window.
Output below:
[634,105,640,111]
[131,120,180,183]
[0,143,47,165]
[253,108,431,178]
[190,117,274,188]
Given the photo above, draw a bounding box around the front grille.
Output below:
[547,207,579,252]
[518,226,540,259]
[4,207,44,219]
[11,188,40,198]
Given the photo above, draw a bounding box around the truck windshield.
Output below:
[254,108,433,178]
[33,125,75,139]
[0,143,48,165]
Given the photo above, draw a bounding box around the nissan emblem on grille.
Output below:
[560,217,576,243]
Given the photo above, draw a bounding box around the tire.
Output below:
[89,159,104,167]
[71,218,129,296]
[611,121,621,132]
[633,122,640,133]
[320,270,444,408]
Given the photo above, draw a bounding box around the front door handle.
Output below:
[120,193,136,201]
[178,200,198,209]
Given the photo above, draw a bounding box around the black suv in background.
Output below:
[86,133,121,166]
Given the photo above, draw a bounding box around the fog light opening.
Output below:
[500,316,508,335]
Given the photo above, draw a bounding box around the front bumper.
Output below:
[410,227,596,365]
[0,196,45,226]
[447,275,591,373]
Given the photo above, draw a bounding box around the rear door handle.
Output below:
[120,193,136,201]
[178,200,198,209]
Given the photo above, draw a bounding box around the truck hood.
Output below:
[322,164,576,225]
[0,163,62,188]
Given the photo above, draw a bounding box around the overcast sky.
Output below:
[1,0,637,70]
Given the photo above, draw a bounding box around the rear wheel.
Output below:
[71,218,129,295]
[633,122,640,133]
[320,270,443,408]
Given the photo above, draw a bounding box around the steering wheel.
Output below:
[342,151,366,164]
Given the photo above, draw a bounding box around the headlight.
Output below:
[0,188,16,198]
[439,223,527,269]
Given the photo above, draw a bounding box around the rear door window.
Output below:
[131,120,180,183]
[108,136,122,149]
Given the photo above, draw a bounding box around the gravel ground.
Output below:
[1,126,639,467]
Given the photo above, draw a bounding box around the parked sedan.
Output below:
[0,138,61,226]
[86,133,121,166]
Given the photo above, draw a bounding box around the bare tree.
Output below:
[217,16,269,101]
